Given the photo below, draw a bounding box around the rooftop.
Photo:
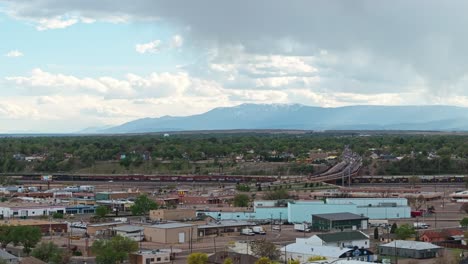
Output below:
[313,212,369,221]
[281,244,355,258]
[114,225,144,233]
[88,222,124,227]
[316,231,369,243]
[380,240,441,250]
[150,223,194,229]
[198,220,254,229]
[0,219,61,226]
[0,249,19,260]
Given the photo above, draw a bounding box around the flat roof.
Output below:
[198,220,254,229]
[88,222,123,227]
[114,225,144,233]
[380,240,441,250]
[313,212,369,221]
[150,223,194,229]
[0,219,63,226]
[316,231,369,243]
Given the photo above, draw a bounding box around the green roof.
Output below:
[316,231,368,243]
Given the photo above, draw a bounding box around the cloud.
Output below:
[5,50,24,57]
[170,34,183,48]
[136,35,183,54]
[36,16,78,30]
[135,40,162,54]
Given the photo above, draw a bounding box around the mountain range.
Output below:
[89,104,468,134]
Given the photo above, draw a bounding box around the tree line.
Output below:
[1,133,468,174]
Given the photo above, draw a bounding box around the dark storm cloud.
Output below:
[5,0,468,96]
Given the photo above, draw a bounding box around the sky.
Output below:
[2,1,468,132]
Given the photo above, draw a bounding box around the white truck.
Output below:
[241,228,255,236]
[413,222,430,229]
[252,226,266,235]
[294,223,311,232]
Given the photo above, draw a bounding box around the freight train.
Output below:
[353,175,466,184]
[14,173,277,183]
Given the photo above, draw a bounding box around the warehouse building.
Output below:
[200,198,409,223]
[144,223,197,244]
[312,212,369,231]
[149,209,196,221]
[0,203,66,218]
[379,240,442,259]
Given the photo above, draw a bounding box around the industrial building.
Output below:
[0,203,66,218]
[144,223,197,244]
[198,220,254,237]
[200,198,410,223]
[378,240,442,259]
[149,209,196,221]
[312,212,369,231]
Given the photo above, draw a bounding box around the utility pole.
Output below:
[394,240,398,264]
[279,212,282,232]
[270,214,273,231]
[284,242,287,264]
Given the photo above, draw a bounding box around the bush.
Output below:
[52,212,64,219]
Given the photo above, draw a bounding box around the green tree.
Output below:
[95,205,109,218]
[460,217,468,228]
[223,258,234,264]
[390,223,398,234]
[395,224,416,240]
[255,257,274,264]
[187,252,208,264]
[0,226,13,249]
[288,260,300,264]
[32,242,70,264]
[374,227,379,240]
[250,239,280,260]
[10,226,42,253]
[233,194,250,207]
[263,189,290,200]
[91,235,138,264]
[130,194,158,216]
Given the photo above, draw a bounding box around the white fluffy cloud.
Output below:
[36,16,78,30]
[135,40,162,54]
[136,35,183,54]
[5,50,24,57]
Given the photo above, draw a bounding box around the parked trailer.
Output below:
[252,226,266,235]
[294,223,311,232]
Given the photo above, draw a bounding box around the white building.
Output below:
[113,225,145,242]
[297,231,370,249]
[0,203,66,218]
[281,238,376,263]
[129,250,171,264]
